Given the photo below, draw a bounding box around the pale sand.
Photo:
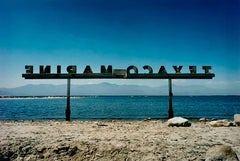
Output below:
[0,121,239,161]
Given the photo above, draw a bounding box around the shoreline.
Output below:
[0,115,236,122]
[1,120,239,160]
[1,95,239,100]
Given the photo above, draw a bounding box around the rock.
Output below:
[36,146,46,153]
[199,118,208,122]
[19,145,32,157]
[38,154,44,159]
[205,145,239,161]
[167,117,191,127]
[53,145,78,156]
[144,117,151,121]
[0,149,15,161]
[208,120,234,127]
[53,145,70,154]
[67,146,78,156]
[96,122,108,127]
[234,114,240,126]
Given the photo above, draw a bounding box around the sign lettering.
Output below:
[22,65,215,79]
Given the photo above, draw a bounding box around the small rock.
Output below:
[199,118,208,122]
[234,114,240,126]
[144,117,151,121]
[208,120,234,127]
[53,145,70,154]
[67,146,78,156]
[205,145,239,161]
[19,145,32,157]
[96,122,108,127]
[38,154,44,159]
[167,117,191,127]
[36,146,46,153]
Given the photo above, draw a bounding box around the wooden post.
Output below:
[168,79,174,118]
[66,78,71,121]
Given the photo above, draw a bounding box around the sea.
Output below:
[0,96,240,121]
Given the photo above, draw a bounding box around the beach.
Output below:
[0,120,239,161]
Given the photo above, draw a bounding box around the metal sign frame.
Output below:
[22,65,215,121]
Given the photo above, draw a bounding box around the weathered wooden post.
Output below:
[168,79,174,118]
[66,78,71,121]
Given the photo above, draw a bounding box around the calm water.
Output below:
[0,96,240,121]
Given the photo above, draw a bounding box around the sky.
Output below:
[0,0,240,95]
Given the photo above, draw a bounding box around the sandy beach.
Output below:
[0,120,239,161]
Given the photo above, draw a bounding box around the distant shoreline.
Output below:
[0,96,68,100]
[1,95,239,99]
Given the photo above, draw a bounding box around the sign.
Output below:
[22,64,215,121]
[22,65,215,79]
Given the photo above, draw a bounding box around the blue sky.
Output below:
[0,0,239,94]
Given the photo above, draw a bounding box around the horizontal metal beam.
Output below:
[22,73,215,79]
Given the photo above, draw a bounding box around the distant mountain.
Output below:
[0,82,238,96]
[0,83,164,96]
[0,84,66,96]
